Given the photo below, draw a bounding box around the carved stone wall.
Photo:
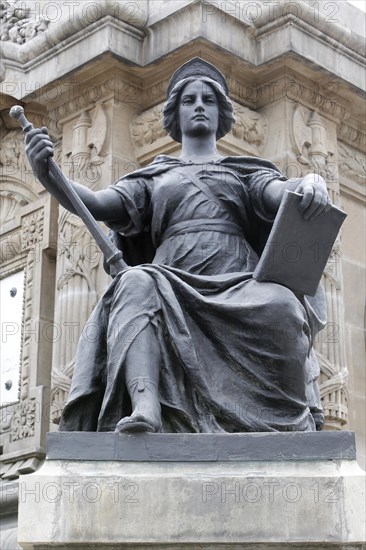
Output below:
[0,194,57,477]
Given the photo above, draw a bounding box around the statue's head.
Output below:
[163,58,235,143]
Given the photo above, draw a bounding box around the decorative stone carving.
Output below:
[231,103,267,145]
[0,190,27,226]
[56,219,99,299]
[317,352,349,427]
[51,79,140,121]
[10,398,36,441]
[68,110,92,179]
[131,104,166,148]
[297,84,349,121]
[0,1,49,44]
[292,104,328,172]
[0,231,21,262]
[338,141,366,184]
[0,121,58,175]
[0,406,13,434]
[130,101,267,157]
[25,112,60,138]
[19,250,34,400]
[67,106,109,183]
[53,139,63,166]
[50,210,100,423]
[0,194,57,486]
[50,359,74,424]
[338,122,366,151]
[21,208,44,250]
[1,455,43,480]
[258,79,350,122]
[90,104,109,158]
[142,81,169,107]
[323,236,341,285]
[0,129,25,171]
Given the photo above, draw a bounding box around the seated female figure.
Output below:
[25,58,330,434]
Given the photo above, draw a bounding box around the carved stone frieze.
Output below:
[338,122,366,152]
[338,141,366,185]
[50,79,140,122]
[226,77,256,108]
[257,78,350,122]
[141,74,351,128]
[21,208,44,250]
[293,83,349,121]
[10,398,36,441]
[131,100,267,158]
[0,0,49,44]
[142,80,169,107]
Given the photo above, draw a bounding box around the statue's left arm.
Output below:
[262,173,331,220]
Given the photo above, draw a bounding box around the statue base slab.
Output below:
[18,432,365,549]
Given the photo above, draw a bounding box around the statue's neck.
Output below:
[179,135,220,162]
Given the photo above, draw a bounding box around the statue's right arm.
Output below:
[25,128,124,222]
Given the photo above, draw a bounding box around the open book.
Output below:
[253,191,347,296]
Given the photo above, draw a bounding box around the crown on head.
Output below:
[166,57,229,98]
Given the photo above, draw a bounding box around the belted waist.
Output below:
[161,218,243,243]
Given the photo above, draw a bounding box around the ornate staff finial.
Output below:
[9,105,33,132]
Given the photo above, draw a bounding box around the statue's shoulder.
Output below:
[114,155,177,186]
[220,155,281,174]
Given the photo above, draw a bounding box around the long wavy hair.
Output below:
[162,76,235,143]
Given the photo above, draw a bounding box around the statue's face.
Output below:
[178,80,219,139]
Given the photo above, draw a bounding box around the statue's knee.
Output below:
[263,283,310,344]
[117,267,155,295]
[272,284,298,312]
[257,282,304,326]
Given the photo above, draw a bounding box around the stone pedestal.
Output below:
[17,432,365,549]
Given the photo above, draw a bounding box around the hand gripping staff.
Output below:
[10,106,127,277]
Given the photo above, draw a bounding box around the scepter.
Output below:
[9,106,127,277]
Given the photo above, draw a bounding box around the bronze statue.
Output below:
[22,58,332,434]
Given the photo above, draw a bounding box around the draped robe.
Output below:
[60,155,325,433]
